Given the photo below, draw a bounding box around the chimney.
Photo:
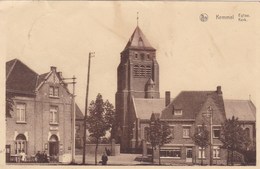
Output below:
[51,66,57,72]
[217,86,222,95]
[165,91,171,107]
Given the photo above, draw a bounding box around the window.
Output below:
[170,127,174,138]
[183,127,190,138]
[173,109,182,116]
[50,106,58,124]
[245,128,250,138]
[145,66,152,77]
[140,65,145,77]
[198,147,205,159]
[15,134,27,154]
[133,65,139,77]
[135,53,138,59]
[147,54,150,59]
[213,146,220,158]
[16,103,26,123]
[49,86,59,97]
[213,128,220,138]
[160,148,181,158]
[140,53,145,60]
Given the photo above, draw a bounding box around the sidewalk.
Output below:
[75,153,152,165]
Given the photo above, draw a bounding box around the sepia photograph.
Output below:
[0,0,258,167]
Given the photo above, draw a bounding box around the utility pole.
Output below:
[207,106,213,165]
[83,52,95,164]
[202,106,213,166]
[61,75,76,164]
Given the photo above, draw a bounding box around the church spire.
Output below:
[124,26,155,51]
[137,12,139,26]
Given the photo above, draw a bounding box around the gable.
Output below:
[46,72,60,84]
[196,95,226,125]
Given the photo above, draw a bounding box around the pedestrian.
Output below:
[38,151,43,163]
[43,151,48,163]
[35,151,41,162]
[20,150,26,162]
[101,152,108,165]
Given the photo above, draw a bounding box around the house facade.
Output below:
[158,87,227,165]
[6,59,77,163]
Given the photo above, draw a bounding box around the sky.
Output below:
[1,1,258,112]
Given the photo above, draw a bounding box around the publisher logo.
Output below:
[200,13,208,22]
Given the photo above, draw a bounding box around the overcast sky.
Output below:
[1,1,258,112]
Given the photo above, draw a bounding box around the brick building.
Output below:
[158,87,227,165]
[115,26,160,152]
[6,59,82,163]
[115,25,256,165]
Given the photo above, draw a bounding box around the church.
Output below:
[115,25,163,153]
[115,25,256,165]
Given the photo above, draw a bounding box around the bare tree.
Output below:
[192,123,209,166]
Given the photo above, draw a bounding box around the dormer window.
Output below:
[49,86,59,97]
[173,109,182,116]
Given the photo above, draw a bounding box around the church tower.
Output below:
[115,25,160,152]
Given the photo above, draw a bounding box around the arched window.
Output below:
[15,134,27,154]
[133,65,139,77]
[145,66,152,77]
[140,65,145,77]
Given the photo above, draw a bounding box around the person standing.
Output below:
[20,150,26,162]
[101,152,108,165]
[35,151,40,162]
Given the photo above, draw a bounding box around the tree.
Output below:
[220,116,250,165]
[86,93,115,165]
[192,123,209,166]
[147,113,172,165]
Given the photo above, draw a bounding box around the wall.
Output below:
[85,144,120,156]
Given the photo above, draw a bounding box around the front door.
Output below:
[186,148,193,163]
[49,142,59,156]
[49,134,59,158]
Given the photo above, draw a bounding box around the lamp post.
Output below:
[61,75,76,163]
[203,106,213,166]
[83,52,95,164]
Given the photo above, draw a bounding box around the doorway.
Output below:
[49,135,59,157]
[186,148,193,163]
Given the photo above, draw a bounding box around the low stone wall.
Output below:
[86,143,120,156]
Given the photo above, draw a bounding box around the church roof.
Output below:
[161,90,225,120]
[133,98,165,120]
[224,100,256,122]
[124,26,155,51]
[6,59,38,95]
